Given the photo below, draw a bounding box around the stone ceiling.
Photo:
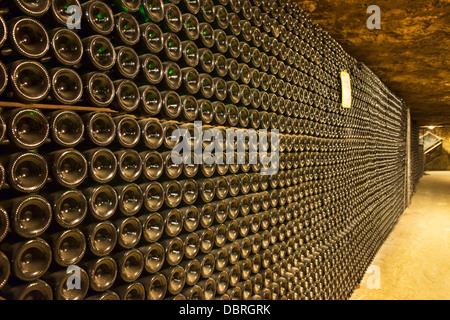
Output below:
[295,0,450,126]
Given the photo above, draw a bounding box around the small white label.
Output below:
[341,71,352,108]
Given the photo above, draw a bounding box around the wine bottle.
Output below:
[48,28,83,66]
[162,62,182,91]
[138,0,164,24]
[47,148,88,188]
[181,13,199,40]
[83,220,117,256]
[113,46,140,79]
[114,183,143,217]
[113,248,144,282]
[81,72,115,107]
[81,0,115,36]
[112,12,140,46]
[50,228,86,267]
[161,236,184,266]
[113,282,145,300]
[3,152,48,193]
[180,258,201,286]
[42,267,89,300]
[0,61,6,96]
[138,53,164,85]
[7,60,50,103]
[83,184,118,221]
[82,35,116,71]
[162,3,182,33]
[115,149,142,182]
[83,112,116,147]
[161,32,182,61]
[49,0,82,26]
[0,279,53,300]
[137,273,167,300]
[140,181,165,212]
[49,67,83,105]
[6,17,49,59]
[114,116,141,148]
[3,108,49,149]
[160,265,186,295]
[181,40,199,67]
[198,47,214,73]
[1,237,52,281]
[198,0,215,23]
[162,180,183,209]
[83,256,117,292]
[47,189,87,229]
[178,0,200,15]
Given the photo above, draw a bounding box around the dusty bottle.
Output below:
[83,148,117,184]
[7,60,50,103]
[4,152,48,193]
[4,108,49,150]
[83,220,117,257]
[81,0,115,36]
[114,116,141,148]
[138,242,165,273]
[47,189,87,229]
[115,149,142,182]
[50,228,86,267]
[113,282,146,300]
[113,248,144,282]
[84,256,118,292]
[0,194,51,238]
[48,110,84,148]
[42,267,89,300]
[138,273,167,300]
[83,112,116,146]
[113,46,140,80]
[114,216,142,249]
[114,183,143,217]
[81,72,115,107]
[83,184,118,221]
[48,28,83,66]
[1,237,52,281]
[160,265,186,295]
[47,148,88,188]
[0,279,53,300]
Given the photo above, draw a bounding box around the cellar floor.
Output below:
[350,171,450,300]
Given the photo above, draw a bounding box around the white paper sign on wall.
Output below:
[340,71,352,108]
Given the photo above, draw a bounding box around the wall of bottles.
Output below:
[410,122,424,195]
[0,0,415,300]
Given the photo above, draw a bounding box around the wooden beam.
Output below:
[0,101,118,114]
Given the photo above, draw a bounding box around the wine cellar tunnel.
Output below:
[0,0,447,301]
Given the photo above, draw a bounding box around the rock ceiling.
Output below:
[295,0,450,126]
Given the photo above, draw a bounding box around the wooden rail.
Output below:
[0,101,118,113]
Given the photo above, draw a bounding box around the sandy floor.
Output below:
[350,171,450,300]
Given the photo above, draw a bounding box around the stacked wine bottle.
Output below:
[410,122,423,195]
[0,0,412,300]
